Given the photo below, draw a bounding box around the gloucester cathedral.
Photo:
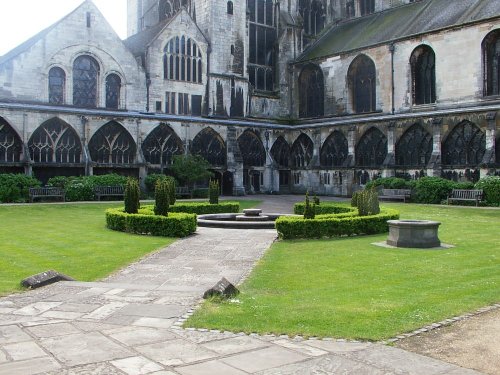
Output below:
[0,0,499,195]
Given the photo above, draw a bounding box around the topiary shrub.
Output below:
[124,178,140,214]
[303,191,316,219]
[154,179,170,216]
[0,174,41,203]
[313,194,320,205]
[354,188,380,216]
[351,191,361,207]
[209,180,220,204]
[413,177,455,204]
[145,174,177,202]
[475,176,500,206]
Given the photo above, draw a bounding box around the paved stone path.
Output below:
[0,197,482,374]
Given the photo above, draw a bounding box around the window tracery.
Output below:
[299,64,324,118]
[142,124,183,166]
[88,121,136,164]
[190,128,226,166]
[442,121,485,166]
[270,136,290,167]
[237,130,266,167]
[355,127,387,167]
[395,124,432,167]
[0,118,22,163]
[320,130,348,167]
[159,0,189,22]
[73,55,99,108]
[298,0,326,41]
[411,45,436,105]
[291,133,314,168]
[28,118,82,164]
[48,67,65,105]
[105,74,121,109]
[164,36,202,83]
[348,55,376,114]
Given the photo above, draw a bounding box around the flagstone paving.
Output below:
[0,197,482,374]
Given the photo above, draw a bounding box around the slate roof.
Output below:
[297,0,500,62]
[123,19,172,56]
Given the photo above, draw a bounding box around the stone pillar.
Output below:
[481,112,497,178]
[80,116,92,176]
[382,122,395,178]
[428,118,442,177]
[345,126,357,194]
[22,113,32,176]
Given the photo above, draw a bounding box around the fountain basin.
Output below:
[197,213,297,229]
[387,220,441,248]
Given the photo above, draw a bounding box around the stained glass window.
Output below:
[299,64,324,118]
[411,45,436,105]
[48,67,65,105]
[105,74,121,109]
[483,30,500,96]
[89,121,136,164]
[348,55,376,114]
[73,55,99,108]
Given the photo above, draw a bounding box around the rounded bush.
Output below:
[0,174,41,203]
[106,207,196,237]
[475,176,500,206]
[413,177,454,204]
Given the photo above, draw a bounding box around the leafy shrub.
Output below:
[351,191,360,207]
[192,188,209,198]
[276,208,400,239]
[154,179,170,216]
[354,188,380,216]
[47,174,128,202]
[475,176,500,206]
[303,192,315,219]
[294,202,356,215]
[87,174,128,187]
[313,194,320,205]
[124,178,140,214]
[209,180,220,204]
[366,177,413,190]
[106,207,196,237]
[413,177,455,204]
[143,201,239,215]
[0,174,41,203]
[145,174,177,200]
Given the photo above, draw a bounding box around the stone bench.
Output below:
[447,189,483,206]
[29,187,65,203]
[94,185,125,201]
[378,189,412,203]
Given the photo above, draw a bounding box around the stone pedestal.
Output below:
[387,220,441,248]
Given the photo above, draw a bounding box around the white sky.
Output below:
[0,0,128,56]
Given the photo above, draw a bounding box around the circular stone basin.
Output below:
[387,219,441,248]
[235,214,270,221]
[242,209,263,216]
[197,213,297,229]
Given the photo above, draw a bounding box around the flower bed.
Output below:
[106,207,196,237]
[276,208,400,239]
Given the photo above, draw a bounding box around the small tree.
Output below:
[124,178,140,214]
[154,179,170,216]
[171,155,213,189]
[303,191,316,219]
[313,194,320,205]
[209,180,220,204]
[355,188,380,216]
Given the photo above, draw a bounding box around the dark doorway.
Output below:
[222,171,234,195]
[279,170,290,193]
[251,172,261,192]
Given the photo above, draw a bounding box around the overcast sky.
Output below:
[0,0,127,56]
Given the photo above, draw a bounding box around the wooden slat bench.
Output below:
[94,185,125,201]
[378,189,412,203]
[29,187,65,203]
[175,186,192,198]
[447,189,483,206]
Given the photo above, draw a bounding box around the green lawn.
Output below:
[0,199,261,296]
[187,203,500,341]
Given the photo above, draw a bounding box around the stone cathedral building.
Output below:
[0,0,499,195]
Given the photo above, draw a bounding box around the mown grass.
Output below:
[0,199,261,296]
[187,203,500,340]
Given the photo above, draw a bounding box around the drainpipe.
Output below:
[389,43,395,115]
[145,72,151,112]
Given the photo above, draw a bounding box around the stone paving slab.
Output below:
[0,198,484,374]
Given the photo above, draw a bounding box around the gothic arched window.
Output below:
[227,1,233,14]
[238,129,266,167]
[320,131,348,167]
[359,0,375,16]
[73,55,99,108]
[356,127,387,167]
[28,118,82,164]
[299,64,324,118]
[0,117,22,163]
[291,133,314,168]
[442,121,485,167]
[142,124,183,166]
[395,124,432,167]
[159,0,188,21]
[482,30,500,97]
[105,74,121,109]
[89,121,136,164]
[191,128,226,166]
[348,55,376,114]
[48,67,65,105]
[271,136,290,167]
[298,0,326,37]
[164,37,202,83]
[411,45,436,105]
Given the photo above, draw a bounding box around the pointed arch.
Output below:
[291,133,314,168]
[482,29,500,97]
[348,54,376,114]
[237,129,266,167]
[73,55,100,108]
[88,121,136,164]
[28,118,82,164]
[191,127,226,166]
[299,64,324,118]
[105,74,121,109]
[0,117,23,163]
[442,121,485,167]
[320,130,348,167]
[356,127,387,167]
[164,36,203,83]
[48,67,66,105]
[271,136,290,167]
[411,45,436,105]
[142,124,184,166]
[395,124,432,167]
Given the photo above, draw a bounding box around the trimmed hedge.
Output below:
[475,176,500,206]
[47,174,128,201]
[155,201,240,214]
[276,208,400,240]
[294,202,357,215]
[106,207,196,237]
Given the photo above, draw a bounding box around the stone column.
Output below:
[345,125,357,195]
[81,116,92,176]
[482,112,497,177]
[136,119,147,188]
[22,113,32,177]
[428,118,442,177]
[382,122,395,177]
